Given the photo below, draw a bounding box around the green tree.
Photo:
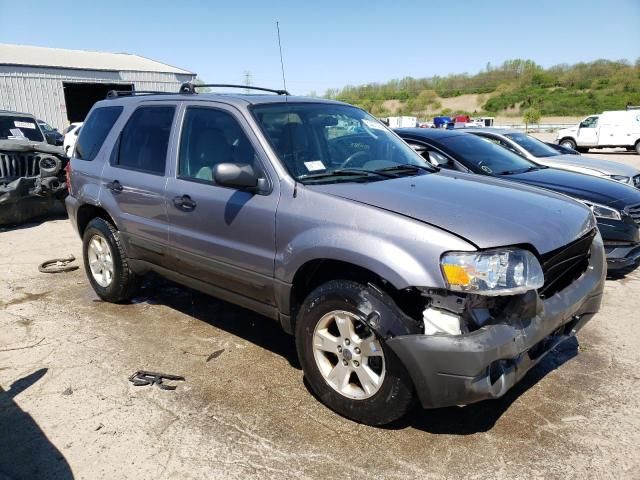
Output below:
[522,107,541,131]
[194,78,211,93]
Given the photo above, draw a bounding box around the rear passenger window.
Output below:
[114,106,175,174]
[178,107,257,183]
[75,106,122,160]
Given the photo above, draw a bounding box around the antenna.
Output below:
[276,21,288,93]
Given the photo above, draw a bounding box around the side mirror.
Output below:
[213,163,262,191]
[45,133,56,145]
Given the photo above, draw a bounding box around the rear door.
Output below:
[164,102,280,305]
[99,102,177,266]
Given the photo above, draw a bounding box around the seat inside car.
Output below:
[277,122,312,175]
[189,128,232,181]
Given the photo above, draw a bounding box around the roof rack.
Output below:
[106,90,173,99]
[179,82,290,96]
[626,105,640,110]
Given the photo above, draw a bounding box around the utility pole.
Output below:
[243,71,252,93]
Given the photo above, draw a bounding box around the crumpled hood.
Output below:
[508,167,640,210]
[0,139,64,155]
[310,171,594,255]
[537,154,639,179]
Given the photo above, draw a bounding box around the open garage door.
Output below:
[63,82,133,123]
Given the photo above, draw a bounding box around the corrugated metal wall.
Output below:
[0,66,195,129]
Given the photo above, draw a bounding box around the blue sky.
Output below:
[1,0,638,94]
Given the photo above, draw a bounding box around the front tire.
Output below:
[82,217,139,303]
[635,141,640,155]
[560,138,577,150]
[295,280,415,425]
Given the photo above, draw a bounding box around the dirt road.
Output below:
[1,149,639,479]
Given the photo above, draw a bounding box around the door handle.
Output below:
[106,180,123,192]
[173,194,196,211]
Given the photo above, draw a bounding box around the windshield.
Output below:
[251,103,434,183]
[38,121,55,132]
[505,132,560,158]
[0,116,45,142]
[439,134,537,175]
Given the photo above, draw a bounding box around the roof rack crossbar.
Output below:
[179,82,290,96]
[106,90,173,99]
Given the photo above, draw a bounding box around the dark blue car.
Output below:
[396,127,640,271]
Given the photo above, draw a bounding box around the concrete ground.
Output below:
[1,148,639,480]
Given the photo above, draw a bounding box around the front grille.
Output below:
[633,175,640,189]
[628,203,640,226]
[0,152,41,180]
[538,229,595,299]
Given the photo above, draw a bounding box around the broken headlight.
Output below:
[440,249,544,296]
[579,200,621,221]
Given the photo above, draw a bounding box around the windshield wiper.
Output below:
[299,168,397,181]
[499,166,539,175]
[375,164,435,174]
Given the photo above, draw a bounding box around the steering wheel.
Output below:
[340,151,370,169]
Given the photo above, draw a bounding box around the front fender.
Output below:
[276,226,449,290]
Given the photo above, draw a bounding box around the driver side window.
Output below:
[408,141,452,168]
[178,107,257,184]
[580,116,598,128]
[483,136,520,155]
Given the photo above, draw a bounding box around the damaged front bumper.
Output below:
[604,242,640,271]
[0,143,67,225]
[387,233,606,409]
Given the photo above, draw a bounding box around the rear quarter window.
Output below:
[75,107,123,161]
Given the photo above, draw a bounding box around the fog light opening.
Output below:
[489,360,507,385]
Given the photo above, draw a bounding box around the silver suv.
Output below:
[66,84,605,425]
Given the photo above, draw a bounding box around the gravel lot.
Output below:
[1,146,639,480]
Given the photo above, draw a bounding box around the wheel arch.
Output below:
[286,258,428,336]
[559,136,577,146]
[76,204,117,237]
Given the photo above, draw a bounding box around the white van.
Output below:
[557,109,640,154]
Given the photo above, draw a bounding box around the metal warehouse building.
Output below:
[0,43,196,130]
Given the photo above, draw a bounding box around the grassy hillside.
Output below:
[325,59,640,119]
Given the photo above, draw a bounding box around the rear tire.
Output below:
[635,141,640,155]
[82,217,139,303]
[295,280,416,425]
[560,138,577,150]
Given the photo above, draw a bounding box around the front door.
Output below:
[164,103,279,305]
[99,103,176,265]
[576,115,599,146]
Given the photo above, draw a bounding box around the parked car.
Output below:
[556,109,640,154]
[0,110,67,224]
[37,119,64,146]
[67,86,605,425]
[463,128,640,188]
[63,122,83,156]
[396,128,640,271]
[433,116,451,128]
[546,141,580,155]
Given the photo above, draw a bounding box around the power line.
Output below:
[243,71,252,93]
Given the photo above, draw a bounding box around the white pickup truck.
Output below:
[557,109,640,154]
